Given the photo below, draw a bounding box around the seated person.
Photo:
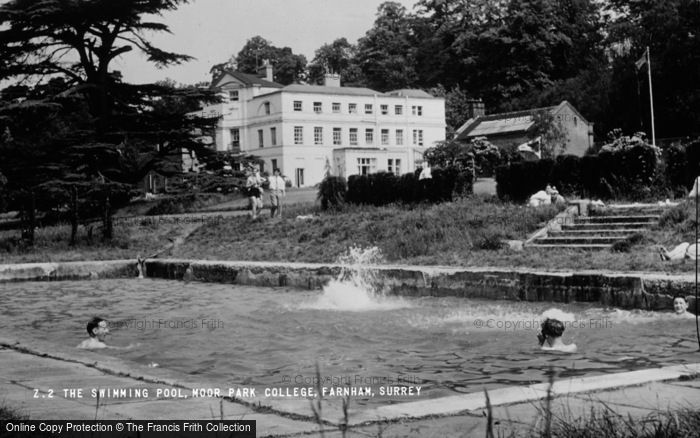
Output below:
[537,318,577,353]
[77,317,109,349]
[546,184,565,205]
[658,239,700,261]
[672,295,694,317]
[529,189,552,207]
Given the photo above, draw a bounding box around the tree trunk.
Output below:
[70,186,78,246]
[102,187,113,241]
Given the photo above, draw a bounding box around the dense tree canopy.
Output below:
[355,2,419,91]
[213,36,308,85]
[0,0,218,242]
[307,38,364,86]
[294,0,699,140]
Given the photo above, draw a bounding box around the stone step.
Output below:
[549,229,642,237]
[534,236,624,245]
[526,243,612,249]
[578,215,659,223]
[562,223,649,231]
[601,208,667,215]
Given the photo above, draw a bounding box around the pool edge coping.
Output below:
[2,336,699,427]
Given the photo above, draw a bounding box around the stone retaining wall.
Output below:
[0,259,695,312]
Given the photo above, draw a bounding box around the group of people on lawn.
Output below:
[245,165,286,219]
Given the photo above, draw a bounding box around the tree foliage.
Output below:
[355,2,419,91]
[0,0,218,243]
[231,36,307,85]
[307,38,363,86]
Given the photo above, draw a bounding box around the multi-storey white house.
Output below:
[194,64,446,187]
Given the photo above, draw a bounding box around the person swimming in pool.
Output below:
[672,295,694,318]
[77,317,109,349]
[77,317,141,350]
[537,318,578,353]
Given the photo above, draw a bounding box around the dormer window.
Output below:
[229,90,239,102]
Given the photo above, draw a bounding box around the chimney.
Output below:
[467,98,485,118]
[323,73,341,87]
[258,59,273,82]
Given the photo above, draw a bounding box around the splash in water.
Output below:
[301,246,410,311]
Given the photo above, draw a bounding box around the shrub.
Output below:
[474,225,506,250]
[495,159,553,202]
[317,176,347,210]
[346,166,471,206]
[664,143,687,195]
[549,155,581,197]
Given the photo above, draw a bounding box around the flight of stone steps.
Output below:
[528,204,668,249]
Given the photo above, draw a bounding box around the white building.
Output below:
[194,64,446,187]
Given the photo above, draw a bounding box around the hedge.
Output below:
[495,138,700,202]
[322,166,473,207]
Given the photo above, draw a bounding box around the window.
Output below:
[365,104,373,114]
[380,104,388,115]
[381,129,389,145]
[365,128,374,145]
[271,159,277,171]
[395,105,403,115]
[270,127,277,146]
[412,129,424,146]
[294,126,303,144]
[412,105,423,116]
[349,128,358,145]
[294,100,302,111]
[574,116,578,126]
[229,90,239,101]
[313,102,322,113]
[349,103,357,114]
[264,102,270,115]
[230,128,240,148]
[396,129,404,146]
[332,102,341,113]
[357,158,376,175]
[258,129,264,148]
[388,158,402,175]
[333,127,342,145]
[314,127,323,145]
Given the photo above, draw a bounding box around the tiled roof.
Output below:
[282,84,380,96]
[455,101,585,140]
[212,70,283,89]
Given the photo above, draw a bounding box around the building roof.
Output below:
[211,70,283,89]
[281,84,380,97]
[454,101,588,141]
[385,89,435,99]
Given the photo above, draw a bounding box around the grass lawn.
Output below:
[1,194,697,273]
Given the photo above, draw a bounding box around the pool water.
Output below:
[3,278,699,405]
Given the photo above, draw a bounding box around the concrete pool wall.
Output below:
[0,258,696,313]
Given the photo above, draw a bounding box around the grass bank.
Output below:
[1,196,698,273]
[169,197,564,265]
[0,220,198,264]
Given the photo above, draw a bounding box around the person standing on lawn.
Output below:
[268,168,286,218]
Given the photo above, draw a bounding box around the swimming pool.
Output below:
[3,278,698,406]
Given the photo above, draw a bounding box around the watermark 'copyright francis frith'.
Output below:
[473,318,613,331]
[108,319,224,331]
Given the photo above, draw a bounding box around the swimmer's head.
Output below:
[673,295,689,314]
[87,317,108,338]
[541,318,565,339]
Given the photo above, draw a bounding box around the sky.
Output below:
[111,0,418,85]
